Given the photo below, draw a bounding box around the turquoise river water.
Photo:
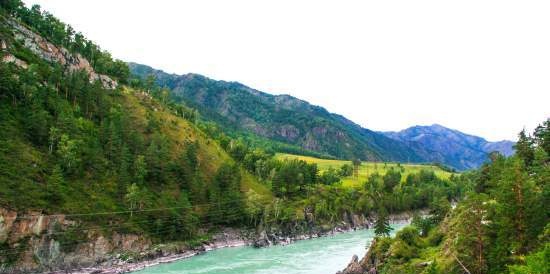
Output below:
[133,224,405,274]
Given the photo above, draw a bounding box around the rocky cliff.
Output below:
[336,239,379,274]
[1,18,117,90]
[0,208,151,273]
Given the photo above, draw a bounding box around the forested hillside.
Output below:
[0,0,284,235]
[4,2,543,274]
[0,2,467,272]
[129,63,515,171]
[340,121,549,274]
[128,63,426,163]
[0,2,267,270]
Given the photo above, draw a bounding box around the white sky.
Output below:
[23,0,550,141]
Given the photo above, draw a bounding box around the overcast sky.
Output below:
[24,0,550,141]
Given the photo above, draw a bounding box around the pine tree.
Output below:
[117,145,131,200]
[374,207,392,237]
[533,119,550,155]
[45,165,65,206]
[515,129,534,166]
[449,193,490,274]
[133,155,147,185]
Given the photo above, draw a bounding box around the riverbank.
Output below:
[48,227,251,274]
[56,210,422,274]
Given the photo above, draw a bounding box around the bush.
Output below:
[389,239,417,260]
[395,226,420,247]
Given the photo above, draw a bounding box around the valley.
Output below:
[275,153,453,188]
[0,2,548,274]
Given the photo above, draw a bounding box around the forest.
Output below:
[351,122,550,274]
[0,1,548,273]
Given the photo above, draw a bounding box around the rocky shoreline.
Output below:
[0,209,422,274]
[61,210,422,274]
[336,210,429,274]
[62,228,250,274]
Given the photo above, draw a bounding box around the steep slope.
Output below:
[0,7,270,271]
[339,121,549,274]
[383,124,515,170]
[129,63,425,163]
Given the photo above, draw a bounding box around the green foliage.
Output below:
[339,163,354,177]
[208,163,246,224]
[272,159,318,197]
[318,167,342,185]
[383,168,401,192]
[375,208,392,237]
[395,226,421,247]
[508,244,550,274]
[53,224,88,253]
[128,63,426,163]
[45,165,65,207]
[369,120,550,274]
[1,1,129,83]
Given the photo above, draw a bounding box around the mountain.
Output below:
[0,6,272,271]
[383,124,515,170]
[129,63,425,163]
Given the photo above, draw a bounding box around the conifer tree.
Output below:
[375,207,392,237]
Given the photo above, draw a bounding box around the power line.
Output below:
[0,194,298,256]
[6,195,274,220]
[4,196,274,237]
[0,210,251,256]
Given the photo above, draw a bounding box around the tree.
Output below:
[125,183,147,217]
[0,0,23,15]
[228,139,248,162]
[133,155,147,185]
[319,167,341,185]
[429,197,451,224]
[489,157,543,261]
[209,163,244,224]
[339,164,354,177]
[48,126,60,154]
[448,193,490,274]
[508,244,550,274]
[375,207,392,237]
[145,133,169,183]
[145,74,156,93]
[515,129,534,166]
[160,87,170,104]
[245,190,264,226]
[383,168,401,192]
[533,119,550,155]
[57,134,81,174]
[352,159,361,179]
[117,145,131,200]
[45,165,65,206]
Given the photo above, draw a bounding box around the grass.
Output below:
[275,153,453,187]
[125,88,274,199]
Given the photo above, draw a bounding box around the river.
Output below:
[133,224,405,274]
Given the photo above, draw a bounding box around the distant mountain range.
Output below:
[129,63,514,170]
[383,124,515,170]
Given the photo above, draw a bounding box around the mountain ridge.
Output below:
[129,62,515,170]
[129,62,426,163]
[383,124,515,170]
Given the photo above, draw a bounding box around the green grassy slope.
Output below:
[275,153,453,187]
[128,63,427,164]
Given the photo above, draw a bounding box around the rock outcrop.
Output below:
[253,210,372,248]
[336,210,427,274]
[0,208,150,273]
[3,19,117,89]
[336,239,379,274]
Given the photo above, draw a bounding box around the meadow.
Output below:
[275,153,453,187]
